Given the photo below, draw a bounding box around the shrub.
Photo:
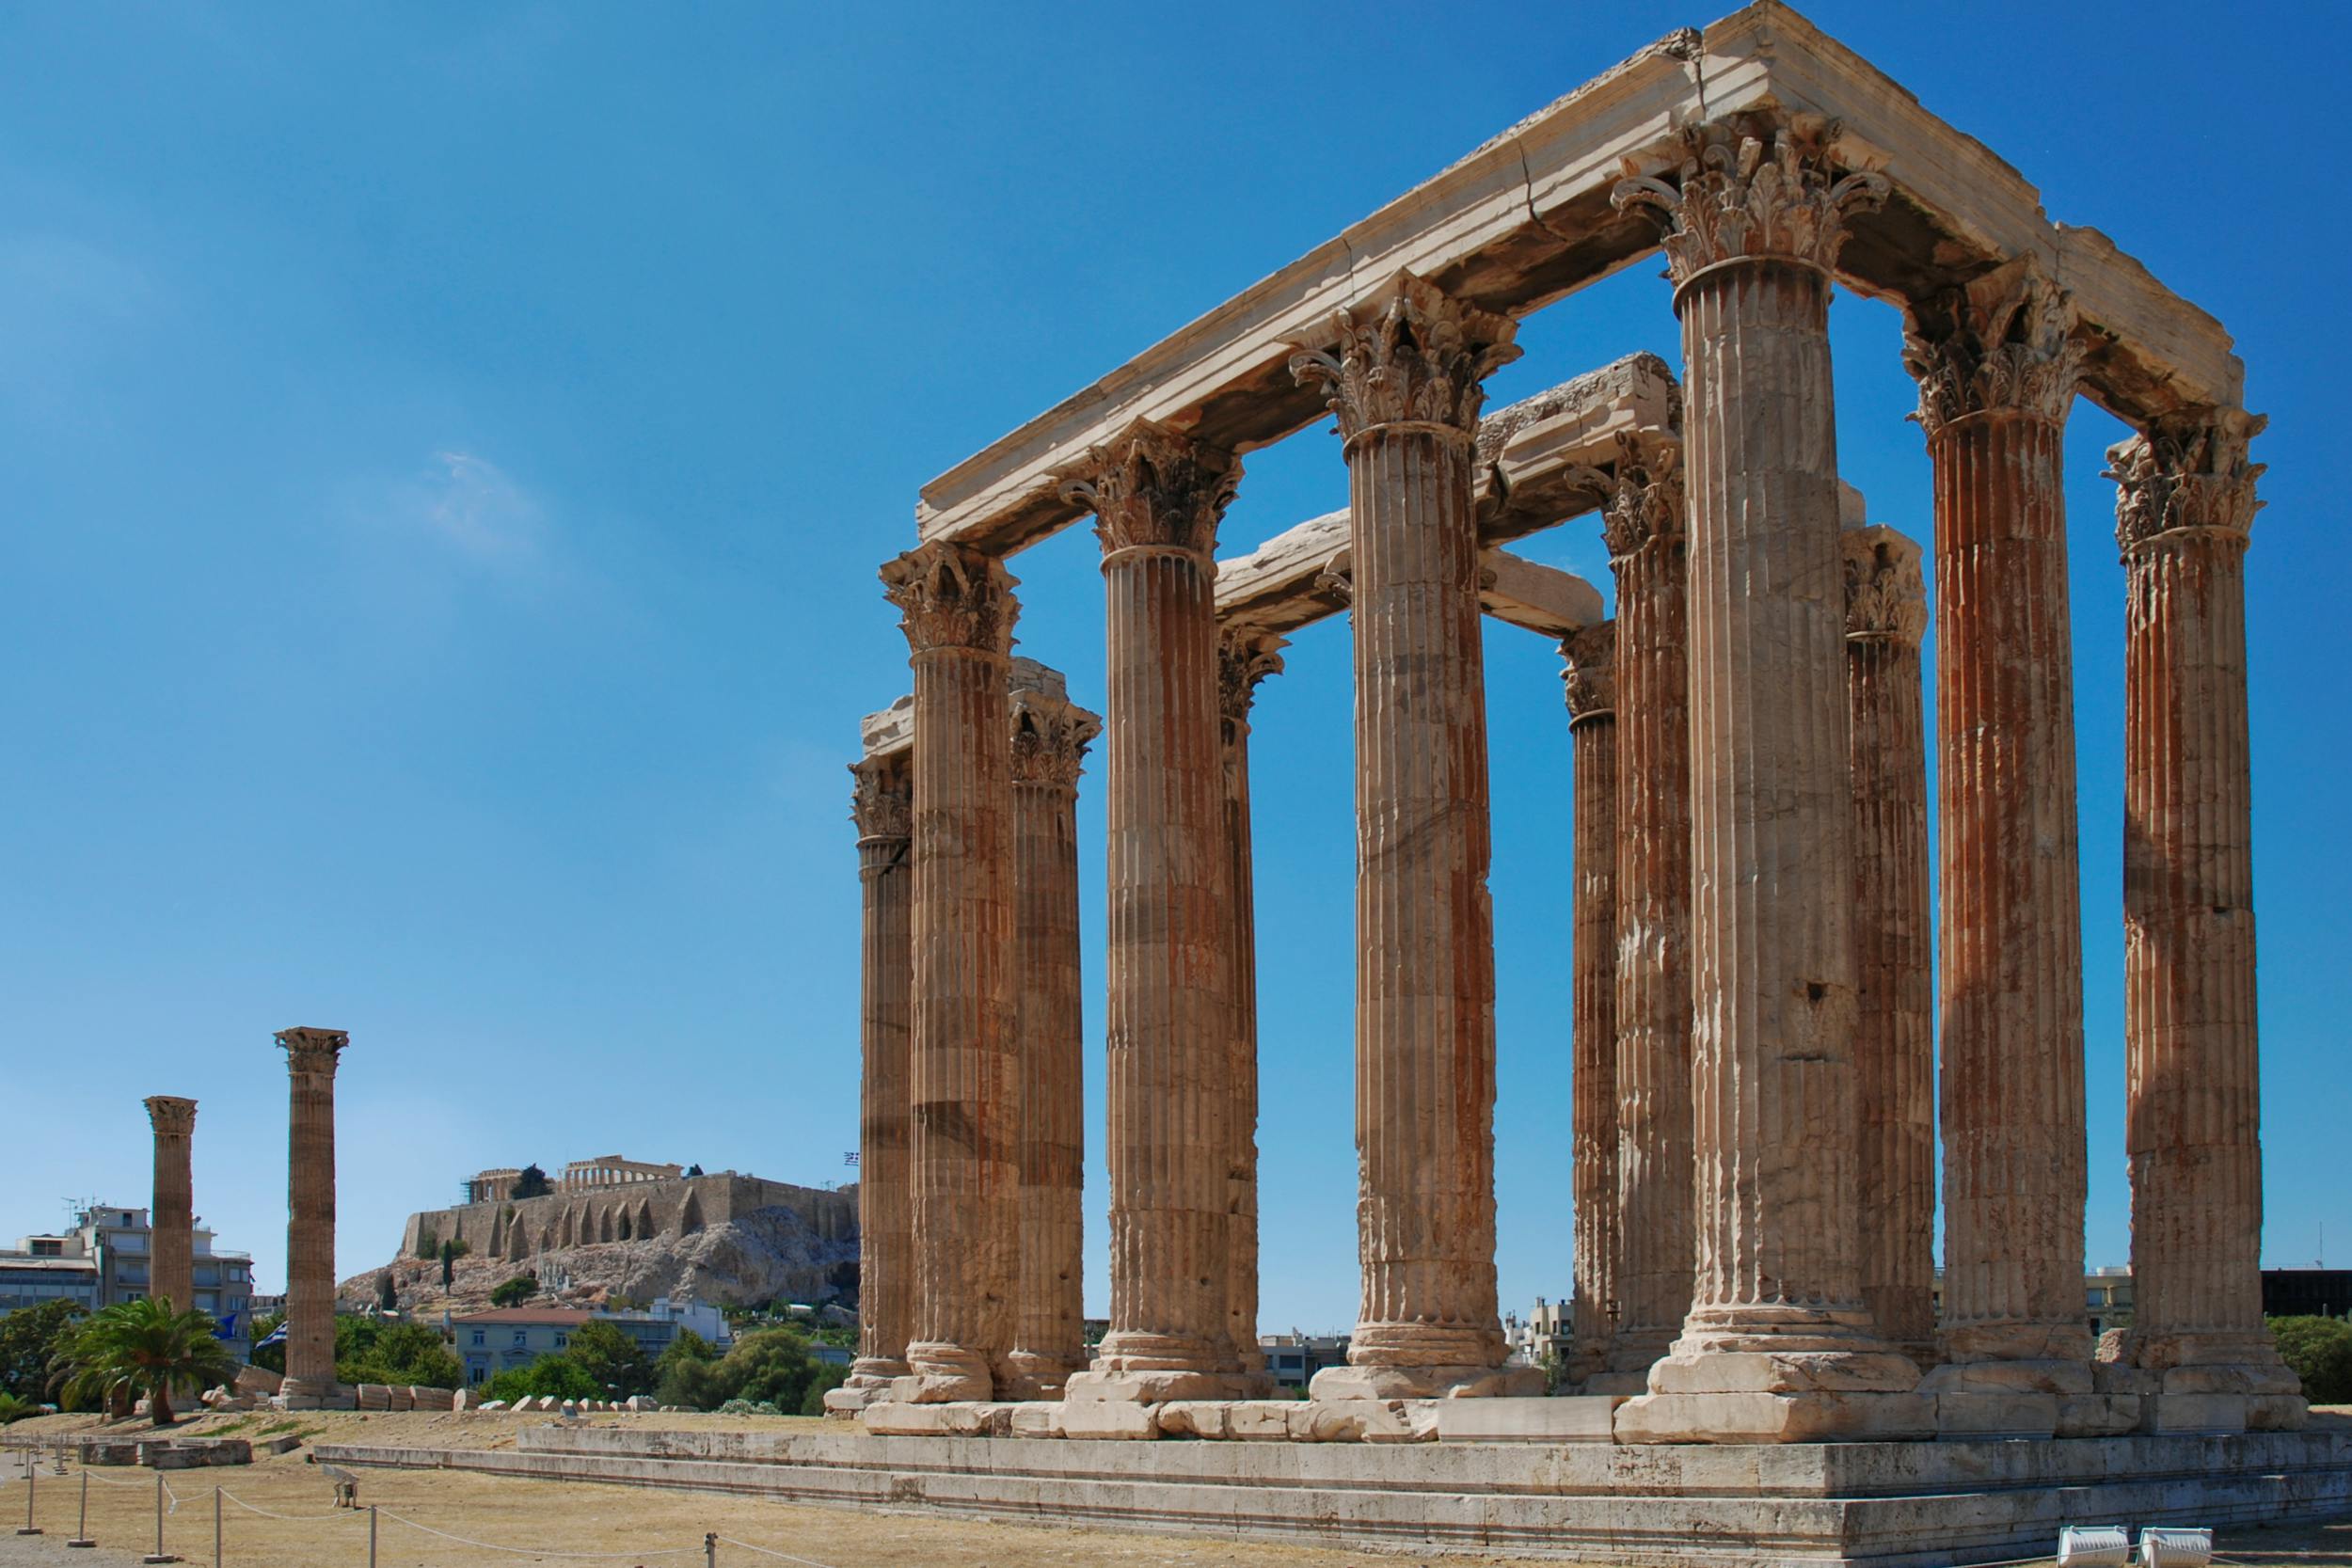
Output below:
[565,1321,654,1400]
[0,1299,86,1402]
[338,1322,462,1390]
[481,1354,599,1405]
[2272,1316,2352,1404]
[491,1275,538,1309]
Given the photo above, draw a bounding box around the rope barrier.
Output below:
[715,1536,843,1567]
[217,1486,366,1523]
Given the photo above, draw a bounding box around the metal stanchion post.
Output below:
[213,1485,221,1568]
[15,1454,40,1534]
[141,1468,177,1563]
[69,1466,96,1548]
[706,1530,718,1567]
[369,1502,378,1568]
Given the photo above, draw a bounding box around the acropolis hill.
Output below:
[360,1166,858,1315]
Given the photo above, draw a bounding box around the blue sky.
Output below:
[3,2,2344,1331]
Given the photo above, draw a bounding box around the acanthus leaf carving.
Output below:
[2106,406,2265,557]
[1613,118,1887,283]
[1056,419,1238,559]
[1287,270,1520,445]
[275,1027,350,1074]
[1842,526,1928,646]
[1899,254,2083,436]
[144,1096,199,1136]
[1567,432,1686,562]
[849,752,913,842]
[880,540,1020,656]
[1561,620,1617,722]
[1009,687,1103,790]
[1217,627,1288,728]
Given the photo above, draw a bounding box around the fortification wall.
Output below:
[399,1173,858,1264]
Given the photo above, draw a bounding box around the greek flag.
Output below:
[255,1319,287,1349]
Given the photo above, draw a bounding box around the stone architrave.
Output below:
[1560,622,1619,1386]
[1900,254,2094,1431]
[2101,411,2305,1432]
[276,1028,348,1405]
[143,1097,198,1317]
[1001,661,1101,1400]
[1218,626,1287,1382]
[1843,526,1937,1366]
[1610,119,1928,1443]
[1059,422,1254,1404]
[1579,434,1695,1395]
[1289,270,1540,1401]
[834,740,914,1408]
[880,541,1021,1402]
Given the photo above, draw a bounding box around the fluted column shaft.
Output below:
[1219,629,1285,1378]
[882,542,1020,1402]
[845,752,914,1393]
[1844,528,1936,1361]
[1595,437,1694,1388]
[2106,416,2297,1418]
[1291,272,1531,1399]
[144,1097,198,1317]
[1611,125,1919,1443]
[276,1028,347,1399]
[1005,670,1099,1397]
[1562,625,1619,1384]
[1062,424,1247,1400]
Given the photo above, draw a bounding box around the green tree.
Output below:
[799,1360,849,1416]
[0,1391,39,1424]
[2272,1316,2352,1404]
[338,1322,462,1389]
[439,1238,470,1290]
[513,1164,553,1200]
[54,1299,235,1426]
[491,1274,538,1308]
[375,1271,398,1311]
[652,1328,723,1410]
[565,1320,653,1399]
[481,1354,598,1404]
[0,1298,86,1401]
[714,1327,821,1413]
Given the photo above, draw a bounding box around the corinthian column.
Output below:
[880,542,1020,1402]
[1584,434,1695,1396]
[144,1096,198,1317]
[1059,421,1252,1403]
[1001,661,1100,1401]
[1901,255,2094,1433]
[1219,626,1286,1384]
[830,731,914,1412]
[1290,270,1538,1400]
[1843,526,1936,1366]
[2103,411,2304,1433]
[1561,623,1620,1386]
[1611,119,1926,1443]
[276,1027,348,1406]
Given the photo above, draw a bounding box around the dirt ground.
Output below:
[2,1408,2346,1568]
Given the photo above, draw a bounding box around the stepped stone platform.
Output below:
[315,1416,2352,1567]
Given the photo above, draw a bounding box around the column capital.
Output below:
[1287,270,1520,448]
[276,1027,349,1072]
[2106,407,2266,557]
[849,752,913,843]
[1009,672,1102,790]
[1561,621,1617,723]
[1570,432,1685,561]
[881,541,1019,657]
[1057,420,1238,560]
[1613,116,1887,287]
[144,1096,198,1136]
[1217,627,1288,726]
[1900,254,2082,436]
[1843,526,1928,646]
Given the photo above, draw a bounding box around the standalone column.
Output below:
[1901,255,2095,1433]
[1060,421,1252,1404]
[829,738,914,1412]
[1291,270,1537,1400]
[1587,433,1696,1395]
[880,542,1020,1402]
[2104,412,2304,1433]
[1613,121,1925,1443]
[1219,626,1287,1386]
[144,1097,198,1316]
[277,1027,347,1406]
[1843,526,1936,1366]
[1561,623,1620,1386]
[1002,661,1101,1400]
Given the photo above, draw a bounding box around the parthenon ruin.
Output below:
[825,0,2322,1475]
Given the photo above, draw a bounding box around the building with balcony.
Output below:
[0,1204,255,1360]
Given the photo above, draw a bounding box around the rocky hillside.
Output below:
[345,1199,859,1318]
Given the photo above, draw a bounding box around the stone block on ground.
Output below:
[1055,1399,1158,1440]
[234,1365,283,1397]
[1009,1403,1062,1438]
[2140,1394,2249,1435]
[1616,1390,1937,1444]
[1290,1400,1422,1443]
[1935,1391,2059,1439]
[861,1402,1018,1438]
[262,1434,304,1455]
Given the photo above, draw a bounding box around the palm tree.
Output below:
[55,1299,235,1426]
